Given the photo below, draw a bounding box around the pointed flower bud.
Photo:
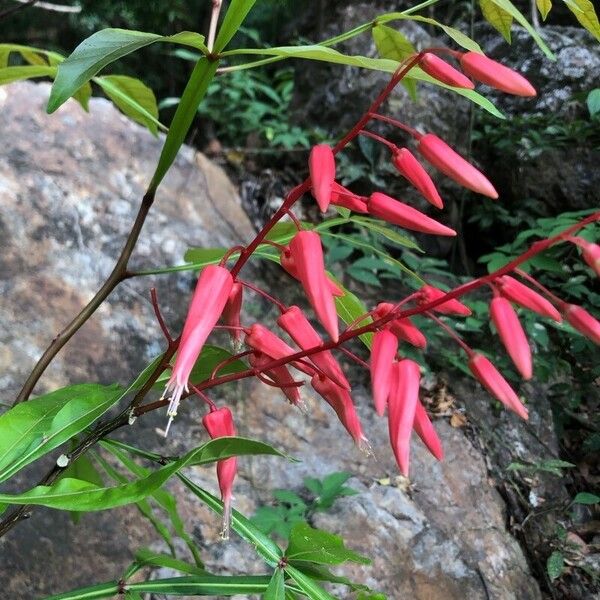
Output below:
[564,304,600,344]
[249,352,302,406]
[489,297,532,379]
[309,144,335,212]
[468,353,528,419]
[202,407,237,540]
[413,401,444,461]
[496,276,561,322]
[374,302,427,348]
[277,305,350,390]
[421,52,474,89]
[280,247,344,297]
[459,52,536,97]
[569,237,600,276]
[165,265,233,432]
[311,374,370,452]
[245,323,314,375]
[370,330,398,416]
[418,284,472,316]
[222,282,243,351]
[289,231,339,341]
[387,359,421,476]
[392,147,444,209]
[368,192,456,237]
[418,133,498,199]
[331,182,369,213]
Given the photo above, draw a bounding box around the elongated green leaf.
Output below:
[73,81,92,111]
[149,58,218,191]
[0,383,122,483]
[479,0,513,42]
[213,0,258,53]
[285,566,337,600]
[182,246,228,265]
[94,75,162,135]
[350,217,421,250]
[0,65,55,84]
[43,581,119,600]
[264,569,285,600]
[178,475,284,564]
[133,549,206,576]
[334,285,373,349]
[0,437,288,510]
[0,43,64,68]
[372,24,415,61]
[128,574,271,595]
[48,29,162,112]
[564,0,600,40]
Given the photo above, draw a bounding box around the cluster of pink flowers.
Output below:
[159,49,599,537]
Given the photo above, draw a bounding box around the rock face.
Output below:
[0,81,541,599]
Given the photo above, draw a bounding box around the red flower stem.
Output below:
[210,350,253,380]
[359,130,398,151]
[390,292,420,314]
[369,113,423,139]
[425,311,472,356]
[338,346,369,369]
[253,369,304,389]
[213,324,248,332]
[219,245,245,266]
[260,239,287,252]
[150,288,173,343]
[285,209,303,230]
[344,309,375,332]
[189,383,217,411]
[238,279,287,312]
[514,268,566,308]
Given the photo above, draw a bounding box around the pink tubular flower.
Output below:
[387,359,421,476]
[277,305,350,390]
[164,265,233,433]
[421,52,474,90]
[370,330,398,416]
[280,247,344,297]
[331,182,369,213]
[374,302,427,348]
[249,351,302,406]
[459,52,536,97]
[418,284,472,316]
[289,231,339,341]
[489,296,532,380]
[468,353,528,419]
[245,323,314,375]
[496,276,561,322]
[392,147,444,209]
[368,192,456,237]
[564,304,600,345]
[222,282,243,350]
[309,144,335,212]
[413,401,444,461]
[311,374,370,452]
[418,133,498,199]
[569,237,600,276]
[202,407,237,540]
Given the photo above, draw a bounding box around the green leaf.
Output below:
[214,0,258,53]
[286,523,370,565]
[564,0,600,41]
[0,383,123,483]
[479,0,513,43]
[183,246,228,265]
[0,64,56,85]
[149,58,218,192]
[73,81,92,111]
[546,550,564,580]
[264,569,285,600]
[573,492,600,505]
[48,29,162,113]
[372,24,416,61]
[586,88,600,117]
[334,285,373,349]
[349,217,421,250]
[536,0,553,20]
[285,566,337,600]
[131,549,206,576]
[43,581,119,600]
[166,31,209,54]
[0,437,288,510]
[94,75,162,135]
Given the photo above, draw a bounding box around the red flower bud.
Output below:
[309,144,335,212]
[277,305,350,390]
[311,374,370,452]
[392,147,444,209]
[374,302,427,348]
[249,352,302,406]
[468,353,528,419]
[387,359,421,476]
[368,192,456,237]
[331,182,369,213]
[418,284,472,316]
[564,304,600,345]
[413,401,444,461]
[289,231,339,341]
[421,52,474,89]
[222,282,243,350]
[202,407,237,539]
[370,330,398,416]
[570,237,600,276]
[496,276,561,322]
[459,52,536,97]
[418,133,498,199]
[280,248,344,297]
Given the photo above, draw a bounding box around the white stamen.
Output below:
[163,383,184,437]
